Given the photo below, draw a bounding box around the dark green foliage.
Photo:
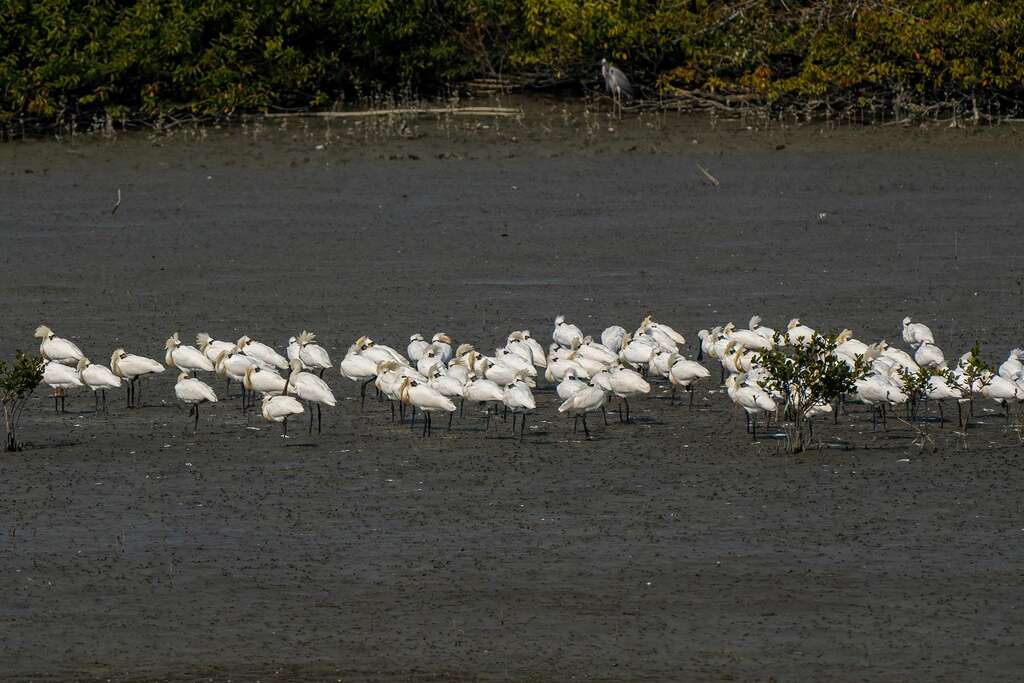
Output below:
[3,1,1024,132]
[755,332,870,453]
[1,351,45,451]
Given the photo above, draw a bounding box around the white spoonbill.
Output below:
[340,344,379,409]
[215,347,262,408]
[287,359,337,434]
[431,333,454,365]
[261,394,304,435]
[77,358,121,413]
[243,365,287,398]
[925,374,963,425]
[982,375,1024,419]
[553,315,584,349]
[914,341,946,369]
[34,325,84,365]
[165,332,215,373]
[902,317,935,349]
[557,369,588,402]
[557,381,607,438]
[605,365,651,423]
[462,375,505,427]
[174,371,218,434]
[237,335,289,370]
[668,356,711,407]
[295,330,332,376]
[749,316,776,341]
[521,331,548,368]
[407,334,429,362]
[998,349,1024,381]
[110,348,164,408]
[601,325,628,354]
[786,319,815,346]
[725,374,777,439]
[42,360,82,413]
[400,377,456,436]
[503,378,536,439]
[197,333,235,365]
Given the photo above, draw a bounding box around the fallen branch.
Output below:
[111,188,121,215]
[260,107,521,119]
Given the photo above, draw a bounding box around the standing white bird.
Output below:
[749,316,776,341]
[110,348,164,408]
[340,345,380,409]
[902,317,935,349]
[502,378,536,439]
[174,371,218,434]
[243,365,287,398]
[34,325,84,365]
[431,333,454,365]
[725,374,777,439]
[165,333,215,373]
[557,369,588,402]
[605,365,650,423]
[557,381,608,437]
[428,366,465,429]
[261,394,304,435]
[462,375,505,428]
[77,358,121,413]
[287,359,337,434]
[998,349,1024,381]
[215,347,262,408]
[237,335,289,370]
[601,325,628,354]
[400,377,456,436]
[668,356,711,408]
[553,315,584,349]
[42,360,82,413]
[925,374,963,425]
[982,375,1024,418]
[295,330,332,376]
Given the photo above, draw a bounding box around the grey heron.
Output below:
[601,58,634,115]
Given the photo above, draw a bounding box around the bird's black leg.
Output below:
[448,410,454,431]
[194,404,200,434]
[520,413,526,440]
[410,405,416,430]
[752,415,757,440]
[360,378,373,410]
[689,386,695,410]
[583,414,590,438]
[511,413,517,432]
[317,404,322,434]
[573,415,578,434]
[603,408,609,426]
[308,402,314,434]
[390,400,396,422]
[939,401,944,427]
[624,397,631,423]
[283,418,288,436]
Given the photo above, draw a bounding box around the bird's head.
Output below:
[34,325,55,340]
[76,358,90,371]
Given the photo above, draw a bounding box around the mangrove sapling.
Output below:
[954,343,994,427]
[755,332,870,454]
[1,351,45,451]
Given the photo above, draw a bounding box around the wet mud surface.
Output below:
[1,106,1023,680]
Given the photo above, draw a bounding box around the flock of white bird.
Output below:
[29,313,1024,440]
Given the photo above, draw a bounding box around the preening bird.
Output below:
[902,317,935,349]
[34,325,84,365]
[243,365,287,398]
[174,371,218,434]
[407,334,429,362]
[287,359,337,434]
[295,330,331,375]
[502,377,536,439]
[668,356,710,407]
[400,377,456,437]
[237,335,289,370]
[725,374,777,439]
[197,333,235,364]
[261,394,304,435]
[42,360,82,413]
[165,332,215,373]
[558,381,607,438]
[553,315,584,349]
[77,357,121,413]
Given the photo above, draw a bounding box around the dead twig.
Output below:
[697,164,720,187]
[260,107,521,119]
[111,188,121,215]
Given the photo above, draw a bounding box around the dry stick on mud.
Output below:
[697,164,720,186]
[111,188,121,215]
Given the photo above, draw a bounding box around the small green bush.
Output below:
[1,351,44,451]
